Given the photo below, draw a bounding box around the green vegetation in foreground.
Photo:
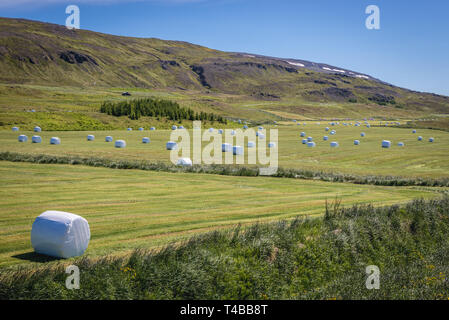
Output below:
[1,197,449,299]
[0,161,443,268]
[1,123,449,179]
[2,152,449,187]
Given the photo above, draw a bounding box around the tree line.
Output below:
[100,98,227,123]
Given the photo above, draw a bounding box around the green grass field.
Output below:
[0,161,444,268]
[1,122,448,179]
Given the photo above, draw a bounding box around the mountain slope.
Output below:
[0,17,448,116]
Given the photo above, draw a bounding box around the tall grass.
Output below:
[1,151,449,187]
[1,197,449,299]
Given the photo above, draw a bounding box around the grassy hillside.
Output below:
[1,17,448,129]
[0,161,443,268]
[1,197,448,299]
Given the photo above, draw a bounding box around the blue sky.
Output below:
[1,0,448,96]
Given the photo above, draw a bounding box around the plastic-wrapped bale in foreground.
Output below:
[105,136,113,142]
[300,132,306,137]
[429,137,434,142]
[307,137,313,142]
[50,137,60,145]
[412,130,417,133]
[418,136,423,141]
[18,135,28,142]
[115,140,126,148]
[166,141,177,150]
[142,137,150,144]
[360,132,365,137]
[330,141,339,148]
[382,140,391,148]
[31,210,90,258]
[354,140,360,145]
[32,135,42,143]
[176,158,192,166]
[222,143,232,152]
[323,136,329,141]
[12,126,19,132]
[233,145,244,155]
[87,135,95,141]
[302,139,307,144]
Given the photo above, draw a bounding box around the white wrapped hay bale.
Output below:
[258,126,263,130]
[172,125,177,130]
[218,129,223,134]
[418,136,423,141]
[330,130,336,135]
[222,143,232,152]
[268,142,276,148]
[18,135,28,142]
[233,145,243,155]
[360,132,365,137]
[382,140,391,148]
[50,137,60,145]
[166,141,177,150]
[87,135,95,141]
[127,128,132,131]
[231,130,236,136]
[307,141,316,147]
[307,137,313,142]
[12,126,19,132]
[243,125,248,129]
[429,137,434,142]
[325,127,329,132]
[32,135,42,143]
[177,158,192,166]
[258,133,265,140]
[179,126,185,129]
[302,139,307,144]
[398,142,405,147]
[330,141,339,148]
[354,140,360,145]
[412,130,417,133]
[300,132,306,137]
[142,137,150,144]
[31,210,90,258]
[323,136,329,141]
[209,128,214,132]
[247,141,255,148]
[150,127,156,131]
[115,140,126,148]
[34,126,42,132]
[105,136,113,142]
[139,127,144,131]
